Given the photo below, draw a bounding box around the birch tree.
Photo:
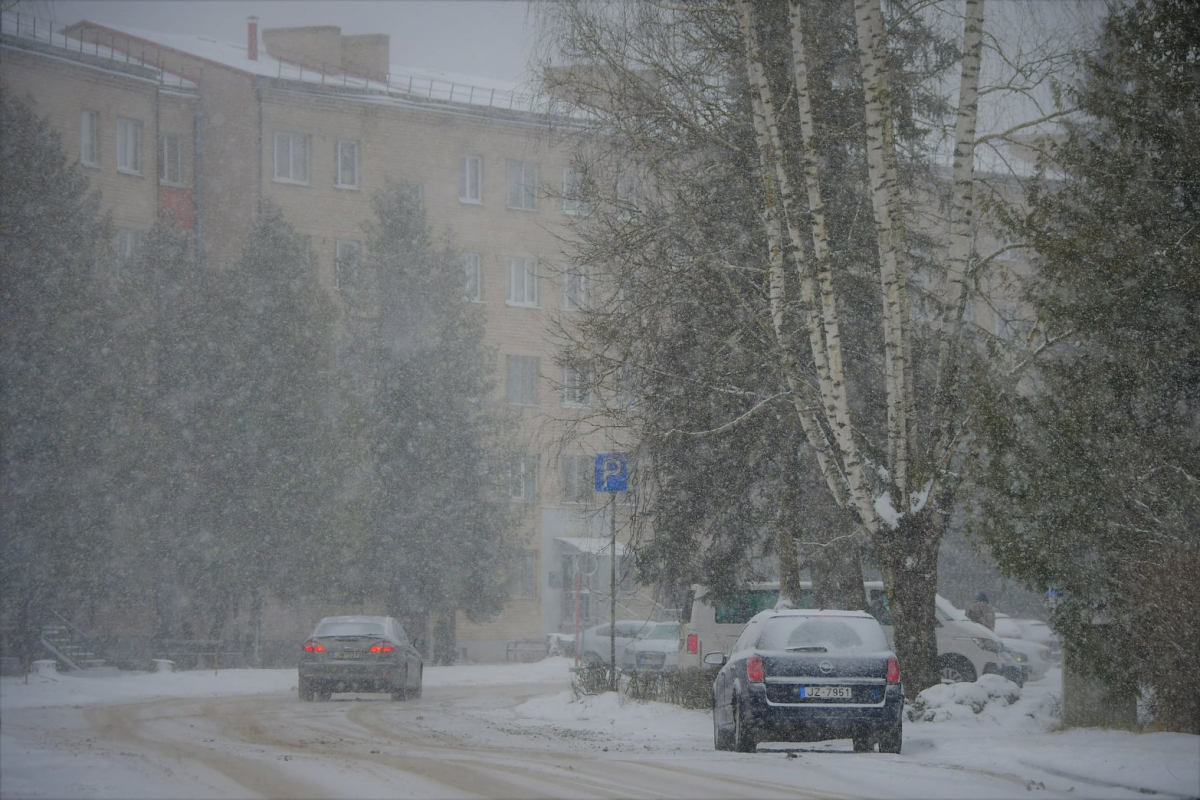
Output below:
[539,0,1081,692]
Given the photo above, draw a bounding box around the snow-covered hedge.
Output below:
[907,674,1022,721]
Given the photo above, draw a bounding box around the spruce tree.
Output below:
[971,0,1199,732]
[334,182,519,661]
[0,87,115,663]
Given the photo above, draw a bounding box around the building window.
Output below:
[460,155,482,203]
[80,110,99,167]
[116,117,142,175]
[563,266,588,311]
[562,363,592,408]
[273,132,309,184]
[506,455,538,503]
[335,139,358,189]
[509,549,537,597]
[334,239,362,293]
[506,257,538,307]
[158,133,183,186]
[506,355,539,406]
[616,363,638,409]
[506,159,537,210]
[463,252,482,302]
[562,167,590,216]
[563,454,592,504]
[115,228,142,278]
[617,170,639,204]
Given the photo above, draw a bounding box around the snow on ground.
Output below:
[2,658,1197,799]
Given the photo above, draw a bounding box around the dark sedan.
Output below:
[707,609,903,753]
[298,615,423,701]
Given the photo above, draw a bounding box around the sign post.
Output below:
[594,453,628,692]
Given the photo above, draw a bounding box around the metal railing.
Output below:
[1,12,195,89]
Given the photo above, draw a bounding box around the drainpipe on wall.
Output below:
[193,97,204,260]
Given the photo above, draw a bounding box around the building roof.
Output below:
[1,11,196,91]
[54,18,551,117]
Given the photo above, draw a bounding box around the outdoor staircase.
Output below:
[40,616,106,670]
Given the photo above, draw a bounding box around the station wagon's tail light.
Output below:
[369,641,396,653]
[686,634,698,655]
[887,656,900,685]
[303,639,325,653]
[746,654,764,683]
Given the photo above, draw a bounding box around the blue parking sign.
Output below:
[594,453,628,492]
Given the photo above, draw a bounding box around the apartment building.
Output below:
[1,12,656,662]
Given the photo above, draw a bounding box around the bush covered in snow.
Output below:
[907,675,1022,722]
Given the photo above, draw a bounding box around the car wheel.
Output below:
[938,654,977,683]
[733,696,757,753]
[852,732,874,753]
[878,719,903,754]
[713,696,734,751]
[298,678,315,702]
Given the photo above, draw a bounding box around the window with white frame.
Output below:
[158,133,183,185]
[273,132,309,184]
[116,117,141,174]
[460,155,482,203]
[463,252,483,302]
[562,167,590,215]
[563,454,592,504]
[334,239,362,293]
[617,170,639,206]
[506,159,537,210]
[506,257,537,306]
[335,139,358,188]
[563,265,588,311]
[509,549,537,597]
[562,363,592,408]
[115,228,142,277]
[506,355,539,406]
[616,363,638,409]
[506,454,538,503]
[80,110,99,167]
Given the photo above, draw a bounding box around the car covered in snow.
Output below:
[298,615,423,701]
[579,619,655,665]
[621,622,682,673]
[707,609,903,753]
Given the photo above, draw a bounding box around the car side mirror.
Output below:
[703,652,727,667]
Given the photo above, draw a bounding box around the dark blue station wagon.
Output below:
[707,609,903,753]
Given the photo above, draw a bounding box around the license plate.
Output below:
[801,686,852,699]
[333,651,364,660]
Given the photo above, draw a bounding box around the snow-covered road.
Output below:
[2,659,1197,799]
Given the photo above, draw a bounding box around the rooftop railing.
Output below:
[1,12,196,89]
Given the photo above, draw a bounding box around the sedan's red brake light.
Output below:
[303,639,325,653]
[887,656,900,685]
[747,654,764,683]
[369,641,396,653]
[686,634,698,655]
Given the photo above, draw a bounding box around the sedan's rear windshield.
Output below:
[756,616,888,653]
[315,621,386,637]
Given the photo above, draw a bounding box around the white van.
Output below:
[678,581,1023,684]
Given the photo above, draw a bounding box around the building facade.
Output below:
[2,12,658,661]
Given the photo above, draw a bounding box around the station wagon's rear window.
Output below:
[757,616,888,652]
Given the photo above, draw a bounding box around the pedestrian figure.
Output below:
[967,592,996,630]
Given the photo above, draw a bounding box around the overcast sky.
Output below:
[15,0,539,84]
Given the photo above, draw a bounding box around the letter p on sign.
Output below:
[594,453,628,492]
